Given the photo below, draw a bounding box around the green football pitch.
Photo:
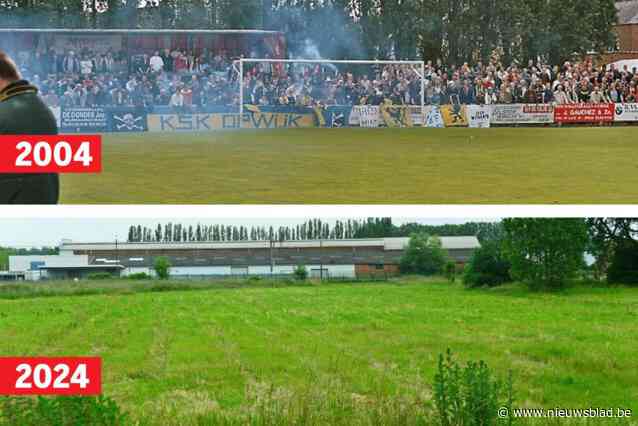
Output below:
[60,127,638,204]
[1,280,636,423]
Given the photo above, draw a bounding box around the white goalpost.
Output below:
[233,59,426,116]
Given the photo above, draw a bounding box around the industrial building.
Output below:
[7,236,480,281]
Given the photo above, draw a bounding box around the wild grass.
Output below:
[60,127,638,204]
[0,279,636,424]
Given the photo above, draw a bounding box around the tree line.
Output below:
[0,246,58,271]
[459,218,638,289]
[125,218,503,243]
[0,0,619,66]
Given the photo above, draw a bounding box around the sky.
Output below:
[0,218,493,247]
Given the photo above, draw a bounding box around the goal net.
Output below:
[233,59,425,127]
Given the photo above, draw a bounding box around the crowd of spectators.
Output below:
[11,47,237,110]
[418,58,637,105]
[8,45,638,110]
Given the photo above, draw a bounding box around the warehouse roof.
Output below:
[60,236,481,252]
[39,265,124,270]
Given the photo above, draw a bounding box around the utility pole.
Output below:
[319,238,323,281]
[115,235,119,277]
[269,238,275,275]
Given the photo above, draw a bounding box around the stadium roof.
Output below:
[0,28,282,35]
[617,1,638,25]
[60,237,481,252]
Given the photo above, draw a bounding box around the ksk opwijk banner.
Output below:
[147,112,316,132]
[554,104,614,123]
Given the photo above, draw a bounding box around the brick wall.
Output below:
[616,24,638,52]
[355,263,400,277]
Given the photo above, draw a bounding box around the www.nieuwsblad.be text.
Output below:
[499,407,633,419]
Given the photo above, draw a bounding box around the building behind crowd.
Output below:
[616,1,638,54]
[6,237,481,281]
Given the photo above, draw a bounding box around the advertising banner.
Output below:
[467,105,492,128]
[352,105,380,128]
[423,106,445,128]
[491,104,554,124]
[408,106,424,126]
[148,112,316,132]
[60,108,108,133]
[50,34,124,54]
[614,103,638,122]
[441,104,468,127]
[108,108,148,132]
[322,106,352,128]
[380,105,414,128]
[554,104,614,123]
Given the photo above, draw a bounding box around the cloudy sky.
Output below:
[0,218,491,247]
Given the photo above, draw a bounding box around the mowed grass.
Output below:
[0,279,636,424]
[60,127,638,204]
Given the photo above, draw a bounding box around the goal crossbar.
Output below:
[235,58,426,115]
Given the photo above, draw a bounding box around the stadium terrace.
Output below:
[5,236,481,281]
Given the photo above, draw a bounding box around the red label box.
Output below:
[554,103,615,123]
[0,135,101,173]
[0,357,102,396]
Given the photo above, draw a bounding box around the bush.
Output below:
[463,242,512,288]
[0,395,130,426]
[503,218,588,290]
[445,261,457,283]
[399,233,448,275]
[293,265,308,281]
[607,242,638,285]
[127,272,150,280]
[153,257,171,280]
[434,349,514,426]
[87,272,113,280]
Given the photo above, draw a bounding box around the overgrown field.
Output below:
[60,127,638,204]
[0,279,636,424]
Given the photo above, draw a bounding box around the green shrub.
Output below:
[153,257,171,280]
[0,396,130,426]
[127,272,150,280]
[87,272,113,280]
[399,233,448,275]
[445,261,457,283]
[463,242,511,288]
[293,265,308,281]
[607,242,638,285]
[434,349,514,426]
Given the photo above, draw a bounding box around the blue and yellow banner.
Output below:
[147,112,317,132]
[380,104,414,128]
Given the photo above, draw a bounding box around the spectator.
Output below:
[62,51,80,74]
[170,87,184,111]
[149,51,164,73]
